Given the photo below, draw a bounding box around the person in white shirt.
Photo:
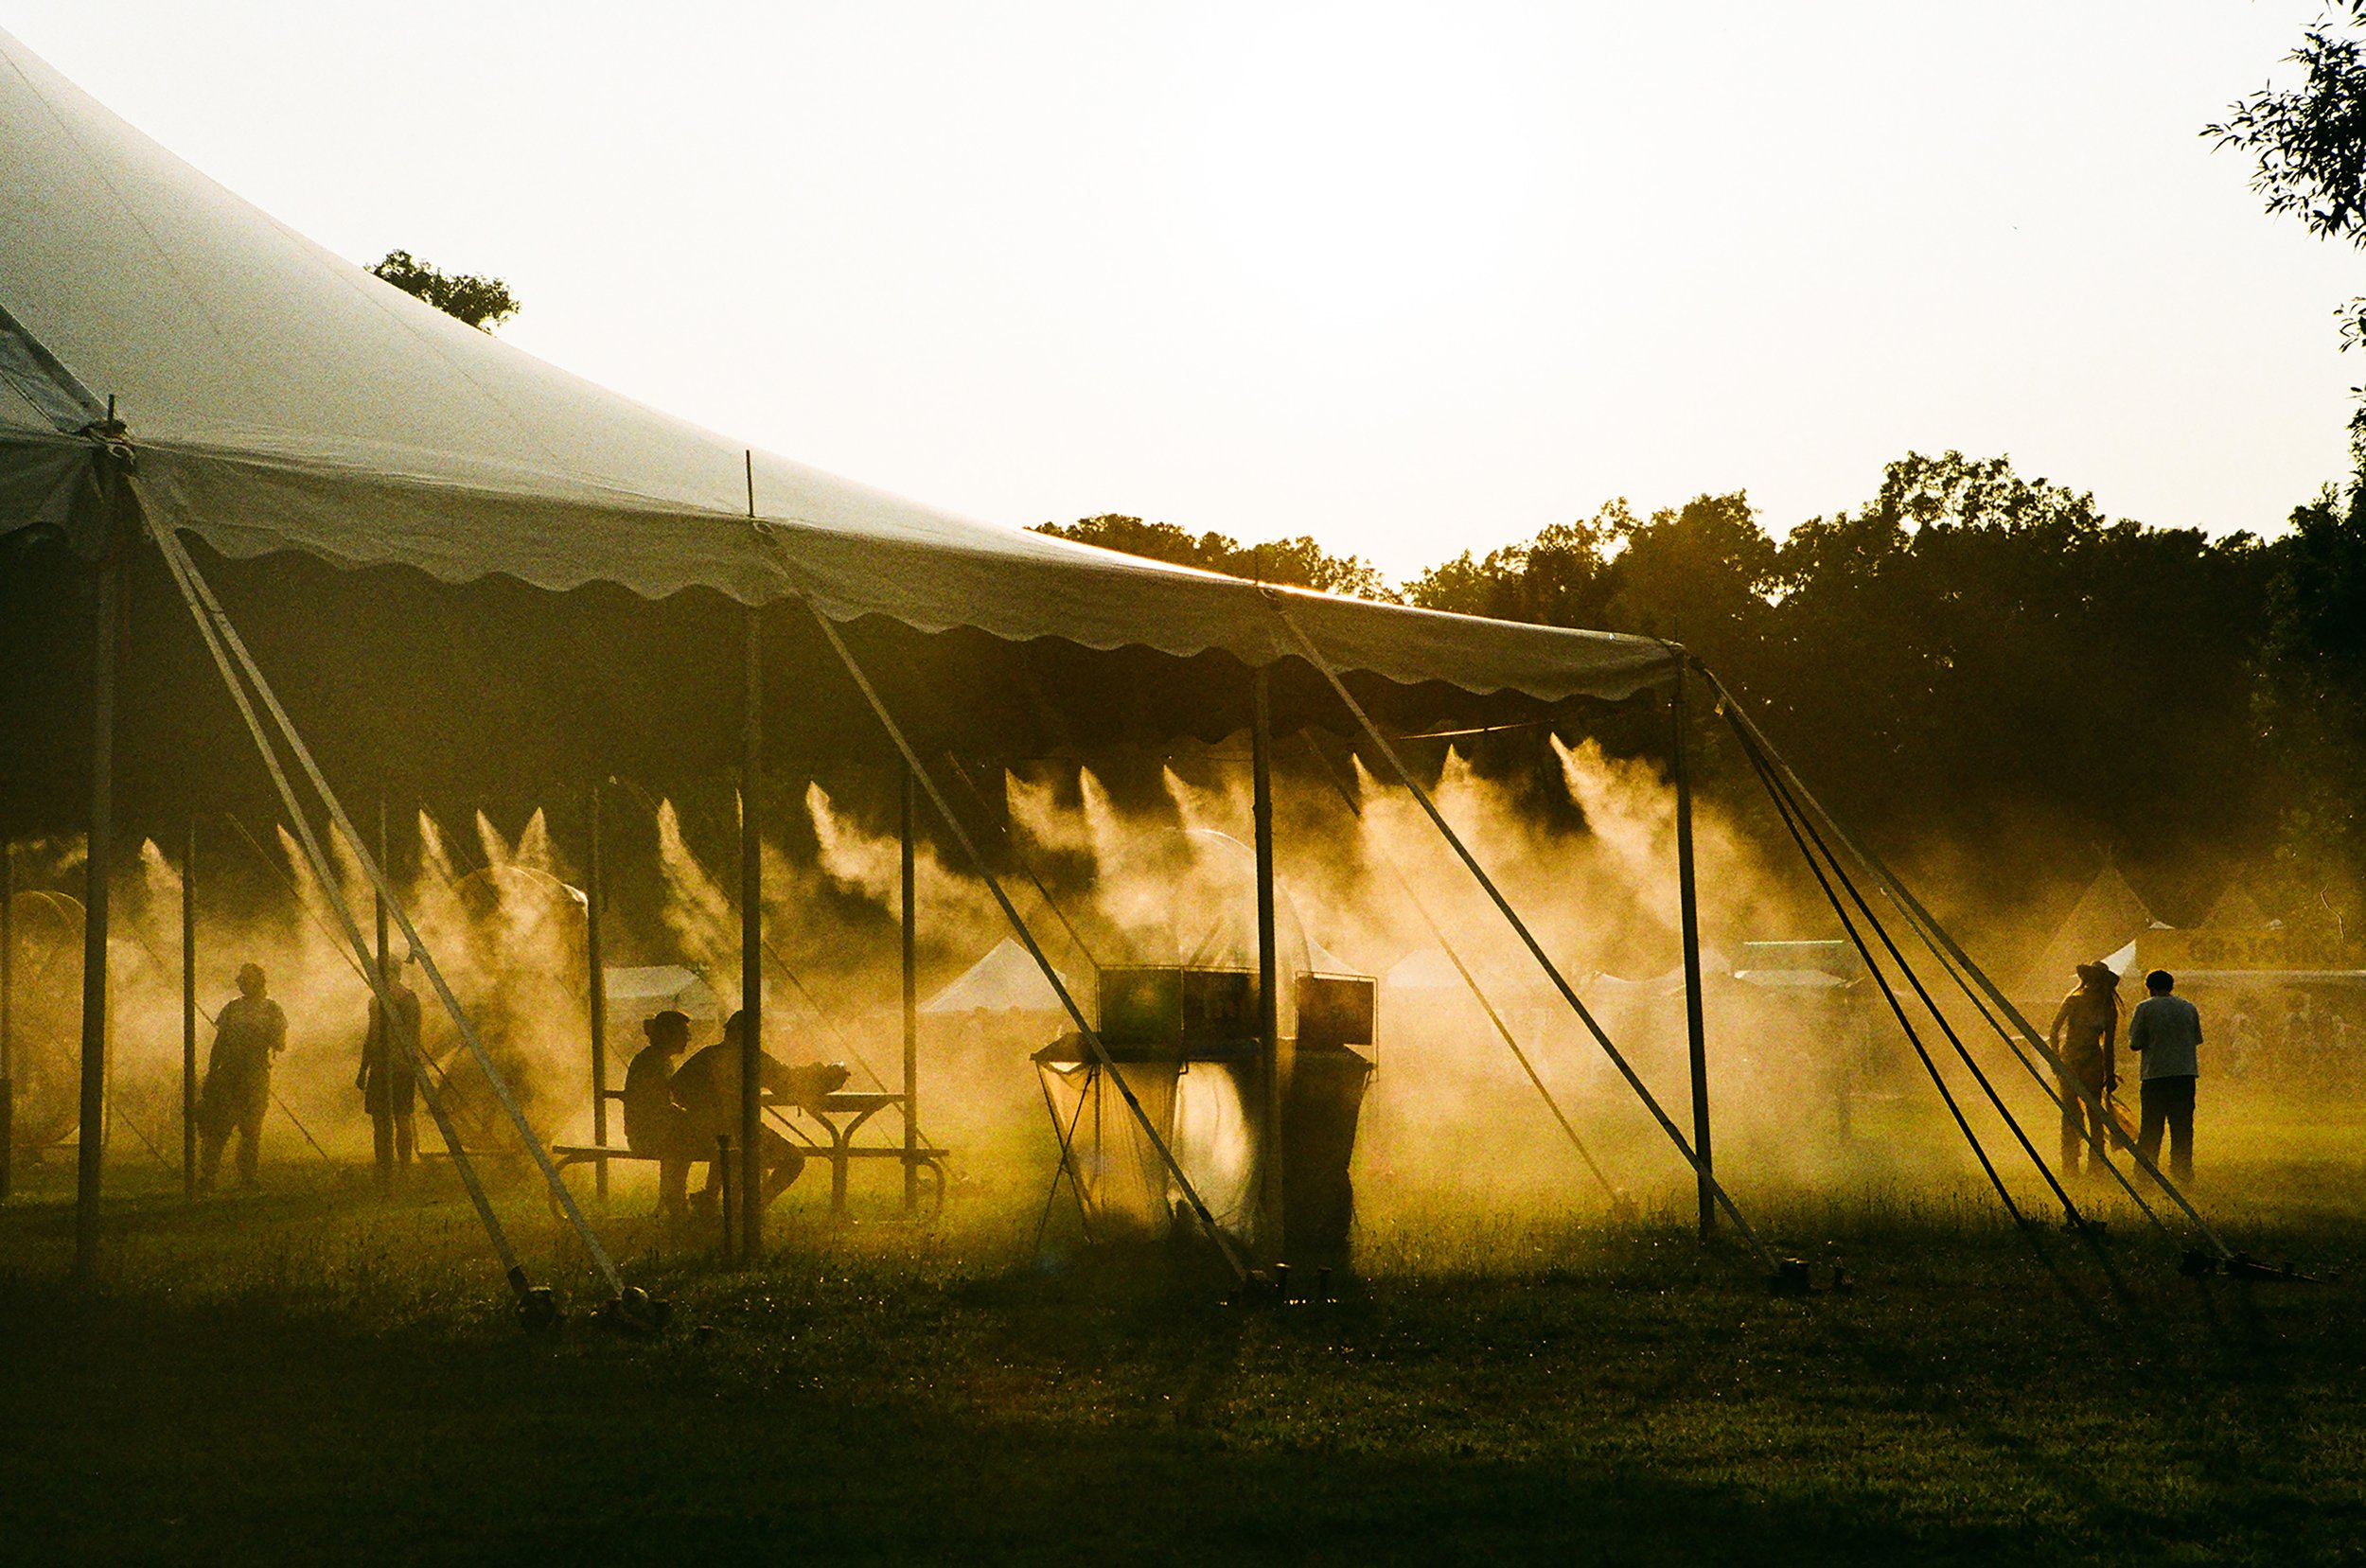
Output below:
[2128,969,2203,1181]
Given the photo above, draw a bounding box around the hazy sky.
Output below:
[9,3,2359,576]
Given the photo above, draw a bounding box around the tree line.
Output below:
[1037,448,2365,932]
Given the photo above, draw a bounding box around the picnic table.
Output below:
[552,1088,948,1221]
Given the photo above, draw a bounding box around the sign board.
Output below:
[2132,927,2359,975]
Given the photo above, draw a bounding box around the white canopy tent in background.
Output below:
[924,937,1072,1017]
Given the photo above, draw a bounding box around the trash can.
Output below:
[1280,1042,1374,1270]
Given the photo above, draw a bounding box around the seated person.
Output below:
[671,1010,850,1213]
[622,1009,702,1218]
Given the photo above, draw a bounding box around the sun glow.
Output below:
[1187,9,1536,323]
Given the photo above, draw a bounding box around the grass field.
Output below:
[3,1117,2362,1566]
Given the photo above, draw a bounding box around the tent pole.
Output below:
[945,752,1104,971]
[3,837,15,1201]
[739,603,765,1260]
[1252,666,1284,1264]
[901,764,919,1215]
[374,801,394,1191]
[1671,661,1714,1241]
[75,520,121,1281]
[587,783,609,1201]
[182,815,197,1199]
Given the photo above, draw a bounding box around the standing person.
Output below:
[197,961,287,1190]
[2047,961,2122,1173]
[355,951,420,1190]
[2128,969,2203,1181]
[621,1010,698,1218]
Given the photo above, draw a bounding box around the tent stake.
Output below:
[739,603,765,1261]
[587,784,609,1202]
[1252,666,1284,1263]
[182,815,197,1199]
[76,508,121,1281]
[901,764,919,1215]
[1266,599,1774,1270]
[1672,661,1715,1241]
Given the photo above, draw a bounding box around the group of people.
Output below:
[193,947,2216,1203]
[619,1007,847,1220]
[2048,961,2205,1181]
[196,954,846,1215]
[194,953,425,1192]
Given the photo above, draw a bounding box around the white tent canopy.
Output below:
[0,29,1674,705]
[923,937,1072,1016]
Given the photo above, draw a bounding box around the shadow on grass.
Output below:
[0,1271,1996,1568]
[4,1172,2362,1565]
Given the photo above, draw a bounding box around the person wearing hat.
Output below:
[197,961,288,1190]
[355,949,421,1191]
[623,1009,701,1218]
[2047,960,2122,1175]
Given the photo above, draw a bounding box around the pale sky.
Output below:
[9,2,2359,577]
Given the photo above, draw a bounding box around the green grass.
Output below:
[1,1143,2361,1566]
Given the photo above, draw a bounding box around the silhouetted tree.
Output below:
[2258,475,2366,922]
[367,250,520,331]
[1034,515,1396,600]
[1758,453,2275,891]
[1400,454,2280,912]
[2208,2,2366,349]
[2212,6,2366,921]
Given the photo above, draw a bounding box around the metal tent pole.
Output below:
[901,764,919,1215]
[1252,666,1284,1263]
[374,801,392,1189]
[587,784,609,1201]
[1671,662,1715,1240]
[75,523,120,1281]
[182,816,197,1198]
[739,603,765,1260]
[945,753,1104,972]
